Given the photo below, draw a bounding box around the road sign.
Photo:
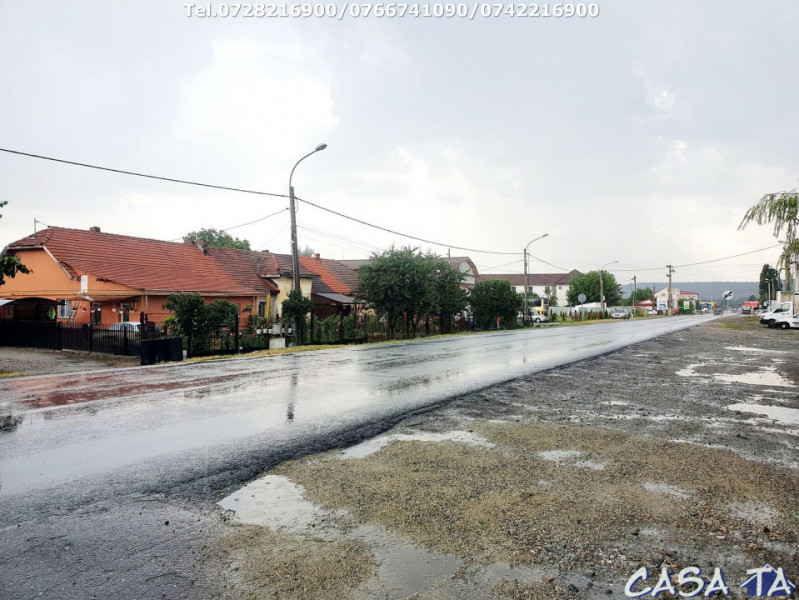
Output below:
[578,293,587,303]
[723,290,733,300]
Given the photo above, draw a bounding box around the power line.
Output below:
[0,147,288,198]
[295,195,518,255]
[674,244,781,268]
[4,146,786,268]
[2,146,520,255]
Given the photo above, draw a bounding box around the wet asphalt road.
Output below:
[1,317,713,500]
[0,316,713,599]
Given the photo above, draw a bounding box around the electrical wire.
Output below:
[4,146,785,270]
[0,147,288,199]
[2,146,521,255]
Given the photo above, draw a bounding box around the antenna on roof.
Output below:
[34,218,38,234]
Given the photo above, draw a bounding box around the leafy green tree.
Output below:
[0,201,29,286]
[162,294,239,354]
[281,289,313,342]
[299,246,316,257]
[739,192,799,290]
[759,264,782,303]
[567,271,622,306]
[356,246,463,339]
[623,287,654,306]
[183,228,251,250]
[431,264,468,333]
[470,279,523,330]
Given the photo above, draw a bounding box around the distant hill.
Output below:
[630,281,760,303]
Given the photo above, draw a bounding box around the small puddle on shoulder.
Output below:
[218,474,329,534]
[727,402,799,425]
[339,430,494,459]
[219,475,465,600]
[726,346,788,354]
[715,367,794,388]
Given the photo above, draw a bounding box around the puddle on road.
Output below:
[218,474,464,599]
[727,403,799,426]
[339,429,494,459]
[349,525,462,600]
[677,363,795,389]
[218,474,329,533]
[715,367,794,388]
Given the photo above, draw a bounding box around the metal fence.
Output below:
[0,320,161,356]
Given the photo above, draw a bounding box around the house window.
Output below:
[57,299,72,319]
[258,301,266,317]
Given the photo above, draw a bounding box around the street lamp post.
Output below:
[288,143,327,346]
[599,260,618,315]
[523,234,549,325]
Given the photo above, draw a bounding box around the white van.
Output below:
[760,302,793,327]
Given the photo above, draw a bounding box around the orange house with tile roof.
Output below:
[299,253,360,318]
[0,226,320,329]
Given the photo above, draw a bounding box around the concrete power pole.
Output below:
[631,275,637,317]
[667,265,675,316]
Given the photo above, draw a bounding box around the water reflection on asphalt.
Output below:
[0,317,714,496]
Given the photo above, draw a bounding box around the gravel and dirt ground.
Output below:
[203,317,799,599]
[0,346,139,377]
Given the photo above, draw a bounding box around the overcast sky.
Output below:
[1,1,797,282]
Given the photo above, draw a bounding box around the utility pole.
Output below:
[599,260,618,316]
[288,143,327,346]
[523,234,549,326]
[631,275,637,317]
[523,249,529,326]
[666,265,675,316]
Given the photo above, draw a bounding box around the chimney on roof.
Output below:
[89,226,101,232]
[313,253,320,259]
[197,239,209,254]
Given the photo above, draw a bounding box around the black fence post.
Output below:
[88,323,93,353]
[57,322,62,351]
[234,312,240,354]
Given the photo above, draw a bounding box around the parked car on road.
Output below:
[771,313,799,330]
[530,313,548,324]
[610,309,630,319]
[108,321,142,332]
[647,309,657,316]
[760,302,793,327]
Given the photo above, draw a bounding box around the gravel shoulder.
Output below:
[0,346,140,377]
[206,317,799,599]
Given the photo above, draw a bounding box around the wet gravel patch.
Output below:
[211,317,799,598]
[0,346,140,377]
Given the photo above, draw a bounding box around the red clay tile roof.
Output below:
[6,227,292,294]
[299,255,358,295]
[475,270,581,287]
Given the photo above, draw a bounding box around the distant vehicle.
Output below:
[647,309,657,316]
[108,321,142,332]
[610,309,630,319]
[106,322,160,332]
[741,300,759,314]
[530,313,548,324]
